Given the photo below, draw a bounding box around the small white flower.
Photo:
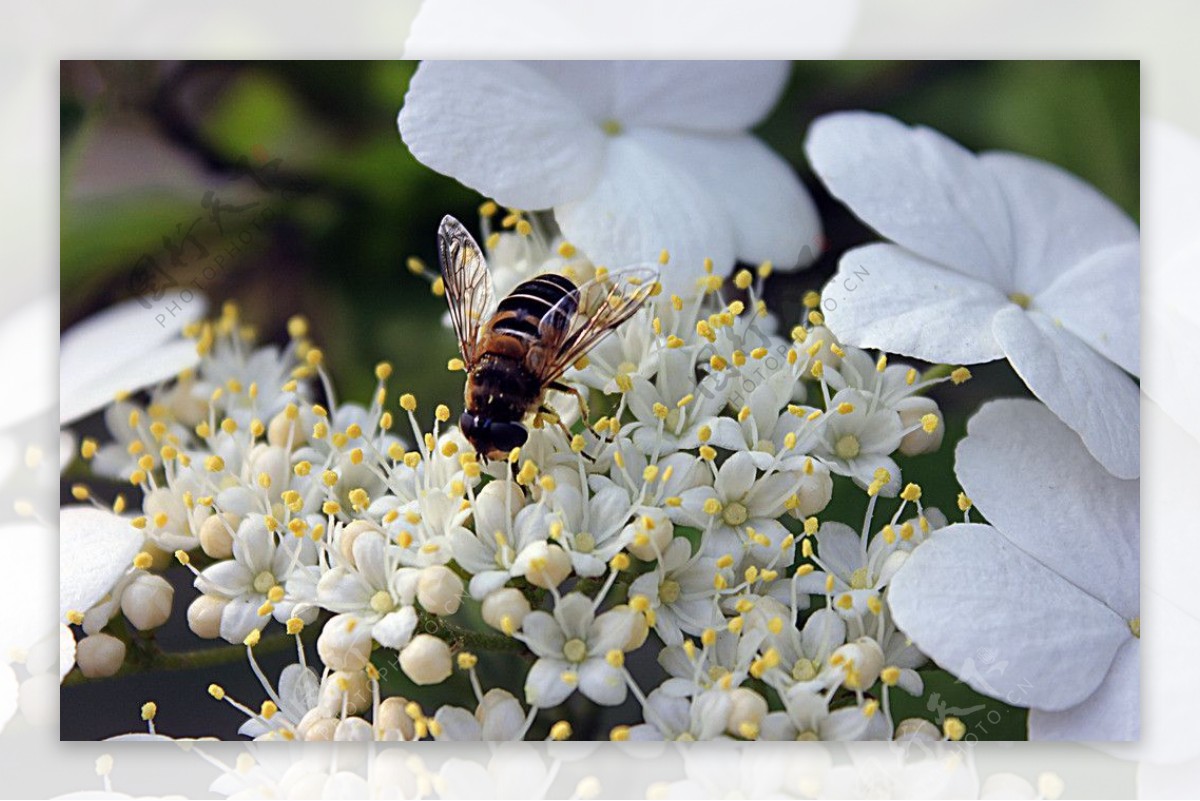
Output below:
[889,399,1139,740]
[759,689,878,741]
[628,537,723,646]
[519,593,635,707]
[815,388,904,495]
[399,61,821,296]
[625,348,730,455]
[315,529,420,650]
[434,688,531,741]
[807,111,1139,478]
[627,687,732,741]
[677,451,798,568]
[545,482,633,578]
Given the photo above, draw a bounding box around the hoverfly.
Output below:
[437,215,658,459]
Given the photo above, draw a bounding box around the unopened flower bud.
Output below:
[268,409,307,449]
[725,687,768,737]
[897,396,944,456]
[377,696,416,740]
[625,508,673,561]
[199,512,238,559]
[806,325,843,370]
[894,717,942,741]
[121,573,174,631]
[296,707,336,740]
[318,669,371,716]
[75,633,126,678]
[399,634,453,685]
[789,460,833,517]
[338,520,379,568]
[317,613,373,672]
[187,594,227,639]
[334,716,375,741]
[417,565,464,616]
[831,636,885,690]
[303,716,339,741]
[513,541,571,589]
[482,588,531,632]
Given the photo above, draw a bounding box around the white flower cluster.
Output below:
[62,229,979,743]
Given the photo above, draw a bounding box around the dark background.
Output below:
[60,60,1139,740]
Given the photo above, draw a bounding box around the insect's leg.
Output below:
[549,381,590,426]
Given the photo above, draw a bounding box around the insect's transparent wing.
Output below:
[532,267,659,383]
[437,215,494,368]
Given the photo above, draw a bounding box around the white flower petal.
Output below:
[524,657,574,708]
[611,61,790,133]
[60,293,207,425]
[58,508,143,623]
[633,129,820,268]
[806,111,1015,286]
[555,136,735,297]
[714,452,757,502]
[398,61,606,210]
[956,398,1138,618]
[993,306,1140,479]
[0,295,56,429]
[889,524,1131,712]
[219,597,270,644]
[435,706,483,741]
[822,244,1007,364]
[373,606,418,650]
[1027,638,1138,741]
[577,657,627,706]
[1035,241,1140,376]
[979,151,1138,298]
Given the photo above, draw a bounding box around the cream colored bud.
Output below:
[75,633,126,678]
[789,461,833,518]
[317,613,374,672]
[199,512,238,559]
[417,565,464,616]
[831,636,886,691]
[377,696,416,740]
[725,687,769,737]
[612,604,649,651]
[186,594,227,639]
[897,396,945,456]
[399,634,453,685]
[296,708,336,740]
[268,410,307,449]
[894,717,942,742]
[338,520,379,568]
[513,541,572,589]
[303,716,339,741]
[120,573,174,631]
[318,669,372,716]
[806,325,843,370]
[482,588,531,632]
[334,716,375,741]
[625,508,674,561]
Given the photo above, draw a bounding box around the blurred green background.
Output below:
[59,60,1138,741]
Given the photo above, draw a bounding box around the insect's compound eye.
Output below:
[488,422,528,452]
[458,412,478,437]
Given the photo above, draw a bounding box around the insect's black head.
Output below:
[459,412,528,459]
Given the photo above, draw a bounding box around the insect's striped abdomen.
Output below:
[489,274,578,341]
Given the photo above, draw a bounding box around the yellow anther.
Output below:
[322,501,341,516]
[457,652,478,671]
[710,354,728,371]
[808,310,825,326]
[400,393,417,412]
[836,402,855,415]
[921,413,939,433]
[905,368,918,386]
[944,718,966,741]
[811,360,824,379]
[132,551,154,570]
[699,445,717,462]
[750,347,768,360]
[957,493,973,511]
[610,725,631,742]
[951,367,972,385]
[610,553,631,572]
[703,498,723,516]
[734,269,754,290]
[666,335,685,349]
[207,684,226,700]
[901,483,922,502]
[652,402,669,420]
[605,649,625,668]
[715,554,735,569]
[141,701,157,721]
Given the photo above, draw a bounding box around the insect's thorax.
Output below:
[465,353,542,422]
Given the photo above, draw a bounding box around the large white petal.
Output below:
[555,135,735,297]
[636,129,821,268]
[993,307,1140,479]
[889,524,1130,712]
[1027,638,1138,741]
[0,294,55,428]
[956,398,1139,618]
[805,111,1014,287]
[58,507,143,622]
[821,243,1008,363]
[980,151,1138,297]
[60,292,206,425]
[397,61,606,210]
[1035,241,1140,375]
[611,61,790,133]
